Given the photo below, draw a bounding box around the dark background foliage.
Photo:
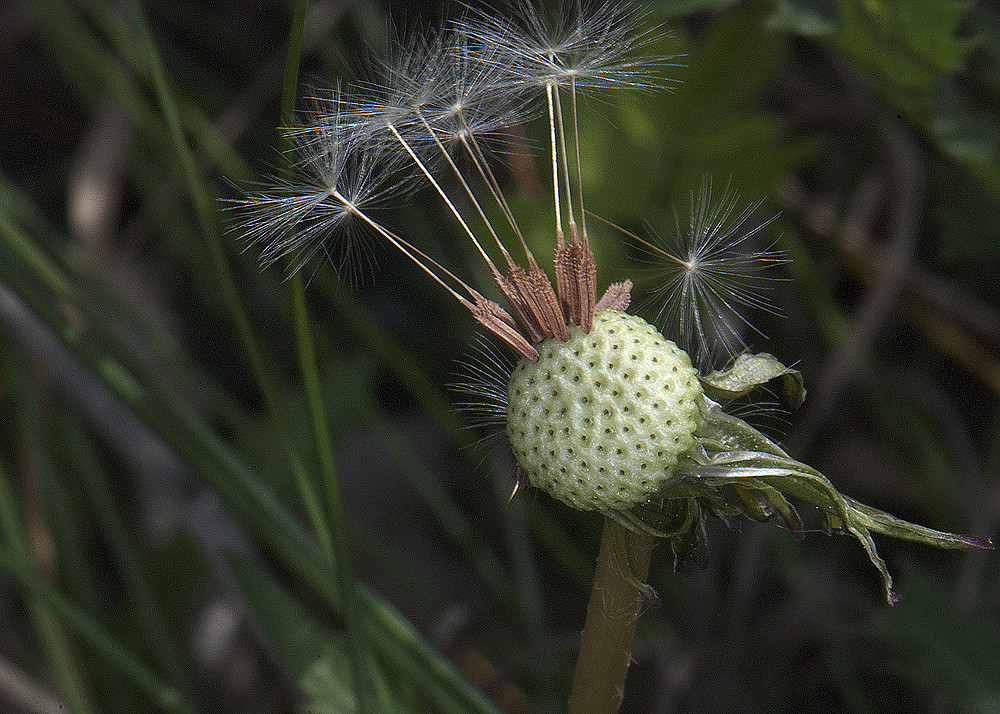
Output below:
[1,0,998,712]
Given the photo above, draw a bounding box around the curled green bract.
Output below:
[699,352,805,408]
[612,387,993,605]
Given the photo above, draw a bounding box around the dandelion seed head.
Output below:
[229,4,995,604]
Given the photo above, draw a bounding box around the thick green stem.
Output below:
[569,518,655,714]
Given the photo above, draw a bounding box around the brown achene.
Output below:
[469,217,624,363]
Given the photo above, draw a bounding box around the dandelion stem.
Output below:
[568,518,654,714]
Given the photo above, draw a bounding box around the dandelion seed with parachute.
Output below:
[639,181,787,369]
[231,89,409,283]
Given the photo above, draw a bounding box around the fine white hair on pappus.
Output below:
[450,334,515,432]
[230,87,403,282]
[452,0,674,93]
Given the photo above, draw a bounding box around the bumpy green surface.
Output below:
[506,310,703,511]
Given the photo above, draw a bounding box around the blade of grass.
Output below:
[322,285,466,438]
[0,205,501,713]
[225,553,362,711]
[367,410,516,614]
[29,398,137,711]
[319,274,561,696]
[494,481,557,706]
[0,174,247,433]
[122,0,337,564]
[526,507,593,588]
[361,594,499,714]
[30,0,244,300]
[277,0,378,709]
[56,407,197,704]
[0,452,93,714]
[7,176,333,564]
[76,0,252,181]
[122,0,218,244]
[0,545,196,714]
[323,284,566,690]
[290,269,380,708]
[27,0,158,122]
[226,551,417,712]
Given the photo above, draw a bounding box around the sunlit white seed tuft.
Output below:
[231,90,403,280]
[454,0,673,92]
[641,181,786,368]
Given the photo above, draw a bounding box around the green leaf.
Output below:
[928,75,1000,166]
[833,0,973,95]
[0,547,196,713]
[769,0,840,37]
[699,352,806,407]
[936,170,1000,263]
[967,5,1000,86]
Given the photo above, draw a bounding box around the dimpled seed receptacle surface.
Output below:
[506,309,703,511]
